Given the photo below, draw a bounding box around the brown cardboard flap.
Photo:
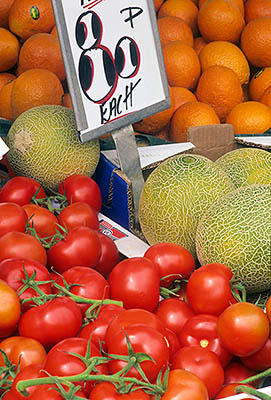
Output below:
[188,124,240,161]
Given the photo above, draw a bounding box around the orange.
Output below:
[169,101,220,142]
[9,0,55,41]
[17,32,66,81]
[195,65,243,122]
[248,68,271,101]
[162,41,201,89]
[11,69,64,119]
[157,16,194,47]
[260,86,271,108]
[197,0,245,43]
[0,79,16,120]
[199,40,250,85]
[241,17,271,68]
[154,0,164,12]
[171,86,197,111]
[62,92,72,109]
[133,87,175,134]
[0,0,15,28]
[158,0,199,35]
[226,101,271,134]
[245,0,271,23]
[199,0,245,16]
[0,72,16,93]
[0,27,20,72]
[193,36,207,55]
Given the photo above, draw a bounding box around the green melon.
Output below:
[138,154,234,258]
[6,105,100,191]
[215,147,271,188]
[195,185,271,293]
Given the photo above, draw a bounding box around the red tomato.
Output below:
[224,361,260,386]
[57,202,99,232]
[11,364,46,399]
[266,296,271,323]
[0,177,46,206]
[0,280,21,338]
[241,332,271,371]
[170,345,224,399]
[0,258,52,310]
[58,174,102,212]
[217,302,270,357]
[47,226,101,274]
[0,232,47,266]
[78,303,124,351]
[23,204,59,240]
[18,297,82,349]
[93,232,120,278]
[108,257,160,312]
[164,328,181,358]
[44,337,108,395]
[160,369,209,400]
[105,308,166,343]
[106,324,170,383]
[154,298,195,336]
[178,313,232,367]
[52,266,110,315]
[0,336,47,370]
[144,242,195,287]
[215,383,254,399]
[0,203,28,238]
[186,264,235,315]
[89,382,152,399]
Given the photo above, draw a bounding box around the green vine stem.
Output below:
[235,385,271,400]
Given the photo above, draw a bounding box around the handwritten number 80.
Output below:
[75,11,140,104]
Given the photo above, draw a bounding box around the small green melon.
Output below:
[196,185,271,293]
[138,154,234,258]
[6,105,100,191]
[215,147,271,188]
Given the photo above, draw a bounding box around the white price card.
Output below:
[0,138,9,160]
[51,0,170,142]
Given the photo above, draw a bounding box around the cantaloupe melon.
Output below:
[6,105,100,191]
[215,147,271,188]
[138,154,234,258]
[196,185,271,293]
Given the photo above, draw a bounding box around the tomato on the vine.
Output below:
[224,361,259,386]
[0,203,28,238]
[93,232,120,278]
[57,202,99,232]
[23,204,59,240]
[241,332,271,371]
[0,177,46,206]
[214,383,254,399]
[10,363,46,399]
[89,382,152,399]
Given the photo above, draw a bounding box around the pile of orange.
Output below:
[134,0,271,141]
[0,0,71,121]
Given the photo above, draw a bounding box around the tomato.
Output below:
[58,174,102,212]
[18,297,82,349]
[0,232,47,266]
[215,383,254,399]
[241,332,271,371]
[23,204,59,240]
[178,313,232,367]
[0,336,46,370]
[11,364,46,399]
[164,328,181,358]
[57,202,99,232]
[44,337,108,395]
[105,308,166,343]
[266,296,271,323]
[0,258,52,310]
[107,324,170,383]
[170,345,224,399]
[144,242,195,287]
[52,266,110,315]
[93,232,120,278]
[0,280,21,338]
[0,203,28,238]
[224,361,260,386]
[160,369,208,400]
[186,264,235,315]
[78,303,124,351]
[47,226,101,274]
[108,257,160,312]
[89,382,152,399]
[154,298,195,336]
[0,177,46,206]
[28,385,88,399]
[217,302,270,357]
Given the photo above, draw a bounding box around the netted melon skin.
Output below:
[7,105,100,191]
[215,147,271,188]
[196,185,271,293]
[138,154,234,258]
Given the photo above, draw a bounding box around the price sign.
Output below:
[51,0,170,142]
